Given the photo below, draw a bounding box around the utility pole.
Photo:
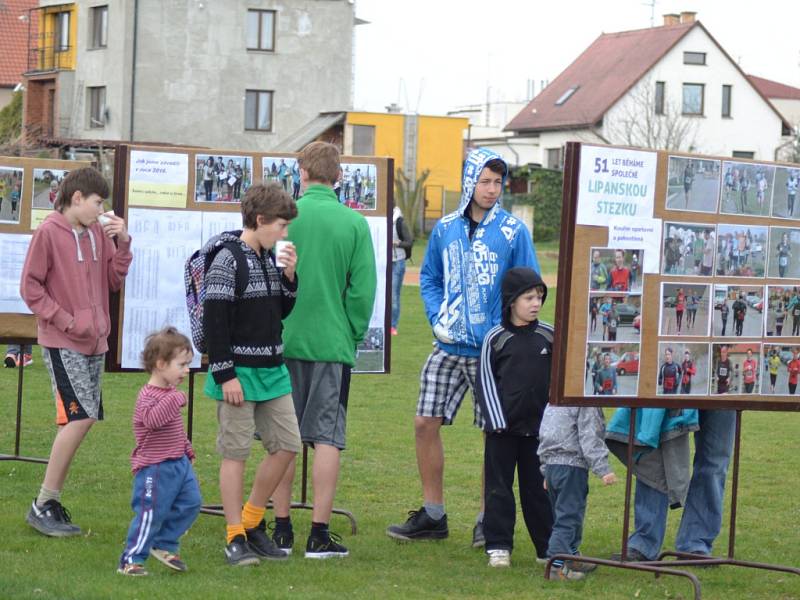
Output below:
[642,0,657,27]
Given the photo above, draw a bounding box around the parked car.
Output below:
[614,302,640,325]
[746,294,761,307]
[633,314,641,332]
[615,352,639,375]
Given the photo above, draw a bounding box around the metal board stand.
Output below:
[0,344,48,465]
[543,409,799,598]
[188,372,357,534]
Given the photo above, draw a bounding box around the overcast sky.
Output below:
[353,0,800,116]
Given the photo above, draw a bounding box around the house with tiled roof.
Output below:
[503,12,794,168]
[748,75,800,129]
[0,0,38,109]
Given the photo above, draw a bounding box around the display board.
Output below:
[107,144,392,374]
[553,142,800,411]
[0,156,90,341]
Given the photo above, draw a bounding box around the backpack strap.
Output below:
[221,241,249,298]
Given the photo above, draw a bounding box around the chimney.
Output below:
[680,11,697,23]
[663,13,680,26]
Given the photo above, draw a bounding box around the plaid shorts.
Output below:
[416,347,482,427]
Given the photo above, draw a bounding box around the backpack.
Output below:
[184,231,249,354]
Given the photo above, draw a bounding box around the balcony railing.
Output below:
[27,32,73,73]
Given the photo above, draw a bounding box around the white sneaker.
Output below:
[487,549,511,568]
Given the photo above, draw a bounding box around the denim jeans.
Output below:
[391,259,406,329]
[545,464,588,557]
[674,409,736,555]
[629,410,736,559]
[7,344,32,355]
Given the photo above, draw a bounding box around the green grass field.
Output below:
[1,252,799,599]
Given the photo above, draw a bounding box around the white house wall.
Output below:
[603,25,784,160]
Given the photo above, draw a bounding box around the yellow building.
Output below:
[280,110,468,221]
[343,111,467,220]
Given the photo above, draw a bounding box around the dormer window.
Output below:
[555,86,579,106]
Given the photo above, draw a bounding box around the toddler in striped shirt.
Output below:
[118,327,201,576]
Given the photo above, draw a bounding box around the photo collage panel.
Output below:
[585,247,644,397]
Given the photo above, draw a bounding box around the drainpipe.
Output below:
[129,0,139,141]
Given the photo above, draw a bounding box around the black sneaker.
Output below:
[386,507,448,541]
[305,530,349,559]
[224,534,260,566]
[268,520,294,555]
[26,499,82,537]
[471,521,485,548]
[246,520,288,561]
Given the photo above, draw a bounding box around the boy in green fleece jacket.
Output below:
[271,142,377,558]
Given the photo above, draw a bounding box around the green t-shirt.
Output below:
[204,364,292,402]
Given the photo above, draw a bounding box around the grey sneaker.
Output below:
[26,499,82,537]
[471,521,485,548]
[548,563,587,581]
[246,520,288,561]
[268,519,294,555]
[224,535,260,566]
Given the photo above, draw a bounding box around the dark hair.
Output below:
[484,158,507,177]
[55,167,110,212]
[141,326,193,373]
[298,141,341,185]
[241,182,297,229]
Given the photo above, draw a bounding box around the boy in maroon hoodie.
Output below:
[20,167,132,537]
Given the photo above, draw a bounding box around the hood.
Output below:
[458,147,508,215]
[501,267,547,320]
[42,210,100,262]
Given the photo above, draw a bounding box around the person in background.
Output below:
[391,206,414,336]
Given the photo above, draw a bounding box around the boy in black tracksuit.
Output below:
[475,267,553,567]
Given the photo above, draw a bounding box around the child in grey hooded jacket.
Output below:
[537,406,616,580]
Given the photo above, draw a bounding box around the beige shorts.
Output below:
[216,394,301,460]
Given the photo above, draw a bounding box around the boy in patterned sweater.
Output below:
[118,327,201,576]
[203,182,303,566]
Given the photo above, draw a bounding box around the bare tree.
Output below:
[603,78,699,152]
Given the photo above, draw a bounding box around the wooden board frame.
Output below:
[0,156,91,340]
[106,144,394,374]
[553,141,800,411]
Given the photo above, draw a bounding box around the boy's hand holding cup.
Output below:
[275,240,297,281]
[98,211,130,243]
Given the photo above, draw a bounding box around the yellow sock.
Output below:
[226,523,246,544]
[241,501,266,530]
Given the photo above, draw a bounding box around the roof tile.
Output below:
[0,0,38,88]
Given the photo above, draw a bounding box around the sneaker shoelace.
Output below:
[52,502,74,524]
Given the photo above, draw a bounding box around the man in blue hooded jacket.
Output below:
[386,148,539,545]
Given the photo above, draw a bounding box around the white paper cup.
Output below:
[97,211,114,226]
[274,240,293,268]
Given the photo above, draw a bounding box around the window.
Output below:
[555,86,578,106]
[55,11,70,52]
[732,150,754,159]
[682,83,704,115]
[352,125,375,155]
[245,90,273,131]
[683,51,706,65]
[88,86,106,128]
[546,148,563,170]
[722,85,732,118]
[91,5,108,49]
[246,9,275,51]
[654,81,665,115]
